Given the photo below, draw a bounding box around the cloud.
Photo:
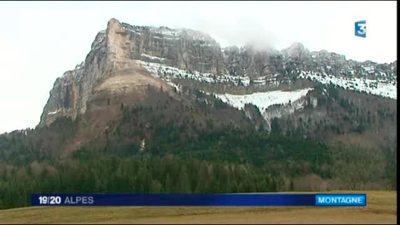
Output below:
[194,18,278,50]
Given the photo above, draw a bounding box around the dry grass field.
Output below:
[0,191,396,224]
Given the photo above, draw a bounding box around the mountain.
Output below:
[0,18,396,209]
[40,18,396,127]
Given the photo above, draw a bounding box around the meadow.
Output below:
[0,191,396,224]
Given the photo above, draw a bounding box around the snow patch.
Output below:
[166,80,182,93]
[299,71,396,99]
[48,109,61,115]
[139,61,251,86]
[214,88,313,113]
[141,53,166,62]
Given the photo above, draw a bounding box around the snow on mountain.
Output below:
[140,53,166,62]
[135,49,396,129]
[140,61,250,86]
[121,23,216,43]
[299,71,397,99]
[47,109,61,115]
[140,60,312,119]
[139,53,396,101]
[213,88,313,113]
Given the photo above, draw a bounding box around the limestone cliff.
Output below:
[39,18,397,127]
[39,18,225,127]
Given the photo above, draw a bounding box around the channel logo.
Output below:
[355,20,366,38]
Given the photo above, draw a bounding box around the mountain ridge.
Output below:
[39,18,396,128]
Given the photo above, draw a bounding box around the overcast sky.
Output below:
[0,1,397,134]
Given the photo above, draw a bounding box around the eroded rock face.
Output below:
[39,18,227,127]
[39,18,134,126]
[222,45,283,79]
[121,23,225,74]
[39,18,397,127]
[39,64,83,126]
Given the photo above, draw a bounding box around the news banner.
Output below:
[31,193,366,207]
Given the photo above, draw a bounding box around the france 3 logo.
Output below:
[355,20,366,38]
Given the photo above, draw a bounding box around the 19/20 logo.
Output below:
[38,195,61,205]
[355,20,366,38]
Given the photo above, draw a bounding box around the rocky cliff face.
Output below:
[39,18,227,127]
[40,18,127,126]
[121,23,225,74]
[39,18,397,127]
